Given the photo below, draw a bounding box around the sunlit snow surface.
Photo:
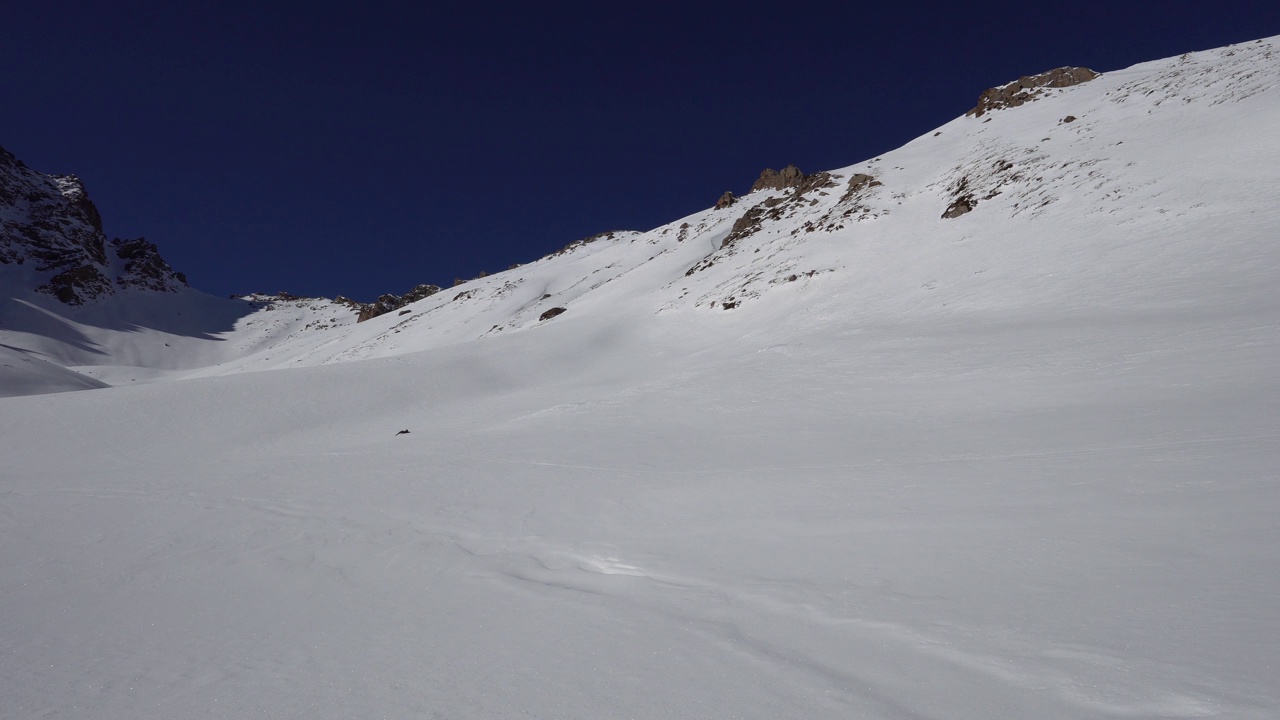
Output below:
[2,39,1279,718]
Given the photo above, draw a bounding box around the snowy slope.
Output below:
[1,37,1279,720]
[0,284,363,387]
[4,39,1277,389]
[12,38,1277,387]
[0,343,108,396]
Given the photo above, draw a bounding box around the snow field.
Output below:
[2,36,1279,719]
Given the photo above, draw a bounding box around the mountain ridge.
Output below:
[2,36,1277,396]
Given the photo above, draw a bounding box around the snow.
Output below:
[1,37,1278,719]
[0,343,108,396]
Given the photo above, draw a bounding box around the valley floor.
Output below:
[3,300,1277,719]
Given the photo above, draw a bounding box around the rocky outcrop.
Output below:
[38,265,114,305]
[335,283,443,322]
[51,174,104,234]
[942,196,975,219]
[841,173,880,199]
[793,171,836,197]
[967,67,1099,117]
[747,165,839,200]
[749,165,807,193]
[112,237,188,290]
[722,206,767,248]
[942,174,978,219]
[0,144,187,304]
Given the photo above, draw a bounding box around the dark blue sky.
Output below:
[3,1,1276,300]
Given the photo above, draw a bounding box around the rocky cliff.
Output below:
[0,145,187,304]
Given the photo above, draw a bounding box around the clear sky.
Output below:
[3,1,1276,301]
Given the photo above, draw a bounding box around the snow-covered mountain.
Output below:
[5,39,1278,396]
[2,37,1278,720]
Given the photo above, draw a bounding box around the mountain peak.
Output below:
[0,148,187,304]
[49,174,104,233]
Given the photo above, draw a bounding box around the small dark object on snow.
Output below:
[396,429,410,436]
[539,307,567,321]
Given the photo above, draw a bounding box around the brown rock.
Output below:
[749,165,806,193]
[715,191,738,209]
[967,67,1099,117]
[349,283,443,322]
[794,172,835,197]
[942,196,975,219]
[722,205,766,247]
[539,307,567,321]
[846,173,876,192]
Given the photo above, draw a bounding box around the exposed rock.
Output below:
[793,171,836,198]
[357,296,398,322]
[749,165,806,193]
[37,265,114,305]
[942,197,975,219]
[345,283,443,322]
[837,172,883,208]
[112,237,189,291]
[941,174,981,219]
[401,283,444,304]
[687,168,849,278]
[722,205,767,248]
[50,175,104,234]
[715,191,738,209]
[0,144,186,304]
[845,173,878,192]
[967,67,1099,117]
[539,307,567,321]
[1062,115,1078,123]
